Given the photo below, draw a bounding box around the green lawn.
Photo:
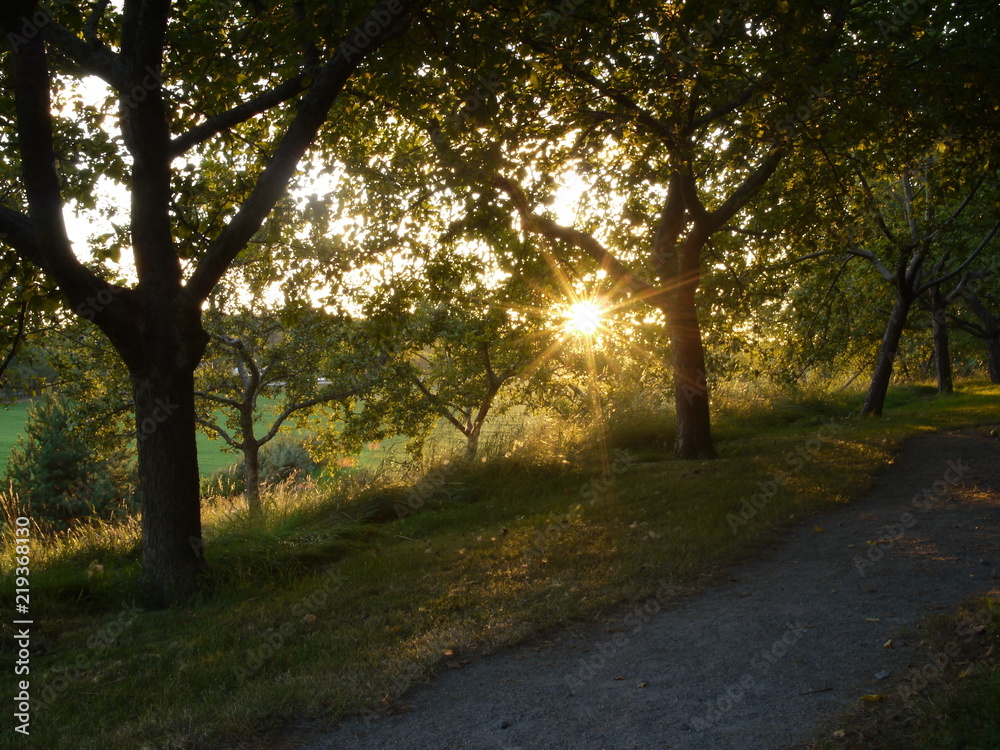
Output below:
[0,399,241,477]
[0,398,520,478]
[0,400,31,476]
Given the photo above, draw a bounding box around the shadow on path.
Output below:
[292,429,1000,750]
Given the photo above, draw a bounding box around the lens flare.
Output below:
[563,300,603,336]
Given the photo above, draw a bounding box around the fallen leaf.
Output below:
[614,676,625,681]
[814,526,825,532]
[883,639,894,649]
[860,694,885,702]
[832,729,846,739]
[637,681,649,688]
[865,618,881,623]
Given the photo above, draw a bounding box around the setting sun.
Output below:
[564,300,604,336]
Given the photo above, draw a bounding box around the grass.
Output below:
[0,380,998,750]
[810,592,1000,750]
[0,401,31,477]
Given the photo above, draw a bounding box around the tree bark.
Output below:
[862,291,914,416]
[986,336,1000,384]
[962,290,1000,384]
[662,291,716,459]
[133,355,206,607]
[464,425,481,461]
[243,438,262,513]
[930,289,953,393]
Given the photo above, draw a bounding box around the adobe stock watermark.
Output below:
[689,620,810,731]
[75,285,124,321]
[727,416,843,534]
[339,0,406,63]
[12,516,32,736]
[5,4,61,53]
[673,0,749,65]
[137,397,180,443]
[394,457,461,519]
[563,580,682,692]
[120,66,164,110]
[852,458,972,576]
[877,0,932,39]
[774,84,831,141]
[529,448,636,559]
[895,601,994,702]
[233,568,344,682]
[678,367,710,406]
[34,600,143,714]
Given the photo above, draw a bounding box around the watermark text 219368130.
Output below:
[12,516,33,736]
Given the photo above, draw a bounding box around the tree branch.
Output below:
[195,418,240,449]
[705,148,785,232]
[0,300,28,383]
[845,246,894,282]
[491,174,660,302]
[918,219,1000,295]
[169,74,311,157]
[185,0,416,303]
[42,18,127,89]
[194,390,244,410]
[9,23,122,323]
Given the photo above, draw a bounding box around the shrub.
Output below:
[201,434,323,500]
[260,433,321,482]
[3,396,136,532]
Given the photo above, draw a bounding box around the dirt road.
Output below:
[294,428,1000,750]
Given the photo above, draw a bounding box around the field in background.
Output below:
[0,398,535,478]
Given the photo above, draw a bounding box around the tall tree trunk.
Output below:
[134,360,206,607]
[662,289,716,459]
[986,336,1000,384]
[862,291,913,416]
[930,290,953,394]
[963,290,1000,384]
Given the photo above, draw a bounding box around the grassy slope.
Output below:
[1,383,998,750]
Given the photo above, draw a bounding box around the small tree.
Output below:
[195,302,384,511]
[3,395,135,531]
[342,254,558,461]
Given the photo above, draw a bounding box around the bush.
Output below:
[201,434,323,500]
[2,396,136,531]
[260,433,321,482]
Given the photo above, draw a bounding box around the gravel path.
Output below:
[294,428,1000,750]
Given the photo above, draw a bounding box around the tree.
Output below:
[195,302,384,511]
[0,0,421,604]
[337,246,559,461]
[3,395,135,531]
[841,163,1000,415]
[950,270,1000,383]
[344,0,854,458]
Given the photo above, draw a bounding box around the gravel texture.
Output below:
[291,428,1000,750]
